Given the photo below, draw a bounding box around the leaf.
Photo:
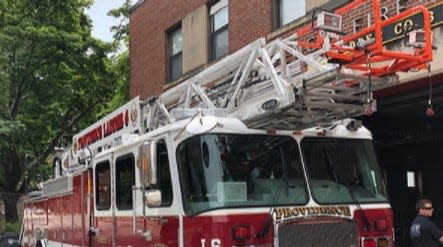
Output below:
[0,0,120,192]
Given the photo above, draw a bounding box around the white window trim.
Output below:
[210,0,228,15]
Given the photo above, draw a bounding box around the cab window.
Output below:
[116,154,135,210]
[96,161,111,210]
[154,141,173,206]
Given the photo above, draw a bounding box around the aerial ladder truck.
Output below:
[21,0,434,246]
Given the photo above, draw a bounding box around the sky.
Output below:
[85,0,127,42]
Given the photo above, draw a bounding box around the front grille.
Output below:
[277,218,358,247]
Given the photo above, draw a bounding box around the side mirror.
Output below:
[139,141,157,186]
[144,189,162,207]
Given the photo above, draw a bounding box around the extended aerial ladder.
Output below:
[144,0,433,132]
[50,0,436,201]
[64,0,434,166]
[25,3,435,246]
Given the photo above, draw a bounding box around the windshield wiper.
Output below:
[324,148,371,231]
[256,147,289,238]
[345,183,371,231]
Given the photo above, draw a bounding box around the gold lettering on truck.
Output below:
[274,206,352,220]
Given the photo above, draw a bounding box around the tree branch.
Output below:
[29,109,84,168]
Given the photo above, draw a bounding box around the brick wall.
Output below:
[339,0,440,34]
[130,0,274,100]
[130,0,442,100]
[129,0,208,99]
[229,0,273,52]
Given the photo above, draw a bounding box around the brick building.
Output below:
[129,0,443,246]
[129,0,354,99]
[129,0,442,98]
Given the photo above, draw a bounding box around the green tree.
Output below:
[0,0,118,192]
[105,0,131,112]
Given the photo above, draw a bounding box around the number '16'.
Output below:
[201,238,221,247]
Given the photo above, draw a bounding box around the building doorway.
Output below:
[362,82,443,246]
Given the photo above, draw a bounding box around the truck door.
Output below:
[91,154,114,246]
[61,194,74,244]
[386,168,420,247]
[141,139,179,246]
[113,152,138,246]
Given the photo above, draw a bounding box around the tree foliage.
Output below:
[0,0,121,192]
[108,0,130,46]
[105,0,131,112]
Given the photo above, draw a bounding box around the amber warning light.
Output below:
[232,224,251,241]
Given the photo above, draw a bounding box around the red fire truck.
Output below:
[21,0,434,246]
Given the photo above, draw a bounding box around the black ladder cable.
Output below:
[426,63,435,117]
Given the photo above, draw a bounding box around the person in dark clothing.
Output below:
[410,198,443,247]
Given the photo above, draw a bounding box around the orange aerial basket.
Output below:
[291,0,434,116]
[296,0,433,77]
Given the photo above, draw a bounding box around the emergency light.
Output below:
[409,30,430,46]
[317,11,342,32]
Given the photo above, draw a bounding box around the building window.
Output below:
[95,161,111,211]
[210,0,229,61]
[168,27,183,82]
[116,154,135,210]
[154,140,173,206]
[276,0,305,28]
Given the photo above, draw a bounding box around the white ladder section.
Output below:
[60,2,432,170]
[144,32,396,131]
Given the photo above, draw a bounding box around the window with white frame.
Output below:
[168,26,183,82]
[115,154,135,210]
[210,0,229,61]
[154,140,173,206]
[95,161,111,211]
[276,0,306,28]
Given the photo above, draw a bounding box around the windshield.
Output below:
[301,137,388,204]
[176,134,308,215]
